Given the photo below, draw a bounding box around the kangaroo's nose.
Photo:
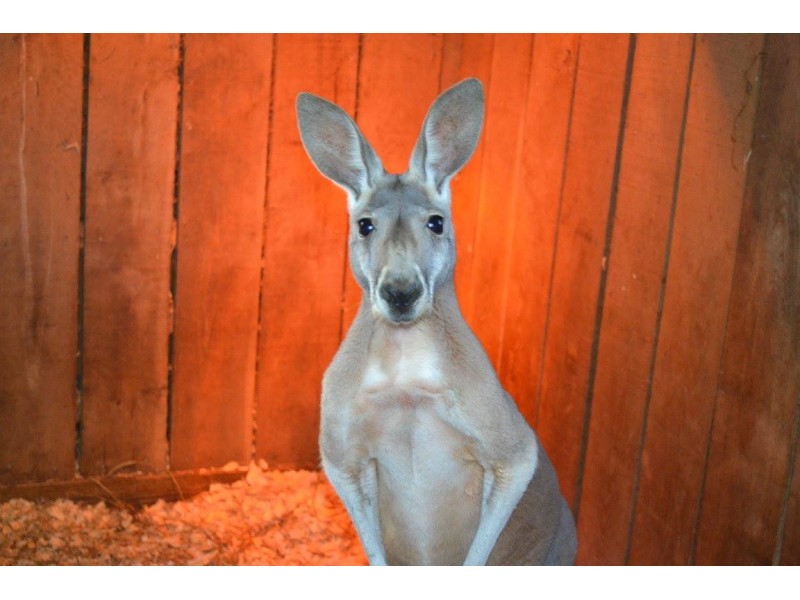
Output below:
[379,280,423,313]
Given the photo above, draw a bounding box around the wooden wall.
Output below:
[1,33,798,565]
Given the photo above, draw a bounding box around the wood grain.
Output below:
[498,33,580,426]
[171,34,273,470]
[0,34,83,483]
[693,33,799,566]
[628,34,765,565]
[534,34,632,509]
[784,423,800,564]
[255,34,359,469]
[340,34,444,330]
[81,34,179,475]
[465,34,533,366]
[576,34,695,565]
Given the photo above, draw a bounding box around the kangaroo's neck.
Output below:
[429,279,466,328]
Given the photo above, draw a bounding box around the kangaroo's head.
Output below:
[296,79,484,325]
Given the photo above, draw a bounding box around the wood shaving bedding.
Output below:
[0,463,367,566]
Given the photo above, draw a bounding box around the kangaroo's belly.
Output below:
[361,388,483,565]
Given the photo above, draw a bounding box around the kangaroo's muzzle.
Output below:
[377,275,425,323]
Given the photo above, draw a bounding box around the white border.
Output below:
[3,1,789,33]
[3,565,800,599]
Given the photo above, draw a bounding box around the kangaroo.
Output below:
[296,78,577,566]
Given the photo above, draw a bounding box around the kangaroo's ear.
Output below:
[296,93,383,200]
[409,78,484,193]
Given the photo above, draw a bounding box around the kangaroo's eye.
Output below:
[426,215,444,235]
[357,218,375,238]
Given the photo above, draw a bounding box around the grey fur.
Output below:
[296,78,577,566]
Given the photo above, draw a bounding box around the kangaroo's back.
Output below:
[488,446,577,565]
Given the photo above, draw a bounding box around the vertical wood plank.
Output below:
[81,34,178,475]
[693,33,798,566]
[171,34,272,470]
[534,34,632,509]
[628,34,765,565]
[256,34,359,469]
[464,34,533,366]
[0,34,82,483]
[355,34,444,176]
[576,34,695,565]
[340,34,444,330]
[498,33,579,425]
[440,34,494,319]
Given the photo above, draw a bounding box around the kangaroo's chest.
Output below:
[353,328,483,564]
